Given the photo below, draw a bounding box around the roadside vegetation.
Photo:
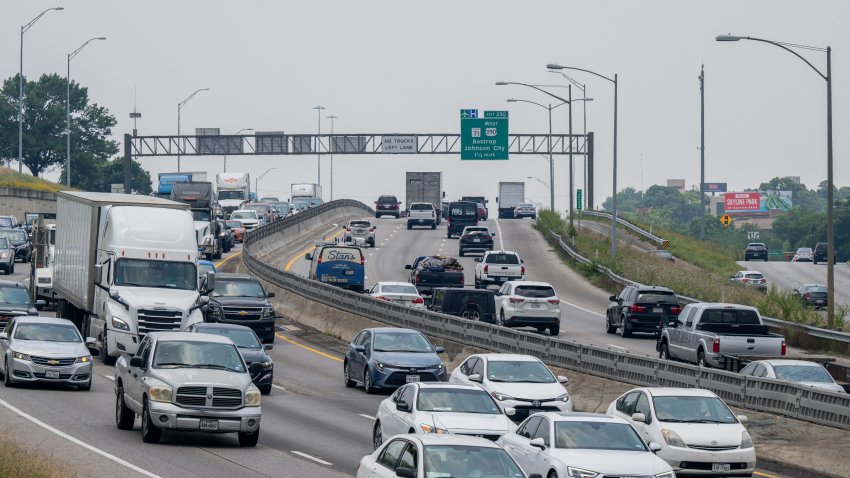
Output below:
[0,167,69,193]
[0,433,72,477]
[536,210,847,331]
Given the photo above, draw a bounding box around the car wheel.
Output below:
[116,385,135,430]
[659,342,670,360]
[238,426,260,447]
[375,213,380,218]
[9,262,13,274]
[407,224,412,230]
[373,421,384,450]
[548,325,559,336]
[744,256,750,261]
[100,331,116,366]
[363,367,375,394]
[619,319,632,338]
[344,361,356,388]
[141,400,162,443]
[697,350,709,368]
[259,384,272,395]
[605,313,616,334]
[446,233,452,239]
[3,359,13,387]
[498,311,506,327]
[78,379,92,391]
[431,224,436,230]
[459,250,464,257]
[548,471,559,478]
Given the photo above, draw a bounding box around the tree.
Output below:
[0,73,118,178]
[602,187,642,213]
[59,156,152,195]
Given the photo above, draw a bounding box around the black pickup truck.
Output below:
[405,256,465,295]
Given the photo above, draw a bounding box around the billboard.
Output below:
[704,182,727,192]
[724,191,792,213]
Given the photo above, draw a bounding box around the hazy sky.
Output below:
[3,1,848,210]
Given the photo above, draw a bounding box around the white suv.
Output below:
[474,250,524,288]
[495,281,560,335]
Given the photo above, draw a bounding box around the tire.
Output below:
[238,426,260,447]
[446,233,452,239]
[259,384,272,395]
[549,471,559,478]
[605,313,616,334]
[459,249,464,257]
[431,224,436,230]
[116,385,135,430]
[141,401,162,443]
[498,311,506,327]
[697,350,709,368]
[744,256,750,262]
[9,262,13,274]
[344,361,356,388]
[659,342,670,360]
[363,367,375,394]
[620,318,632,338]
[3,359,13,387]
[548,325,559,336]
[373,421,384,450]
[100,331,116,366]
[407,223,412,230]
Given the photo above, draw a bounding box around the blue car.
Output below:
[344,328,446,394]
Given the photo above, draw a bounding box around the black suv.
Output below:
[458,226,495,256]
[813,242,836,264]
[375,195,401,218]
[744,242,768,261]
[428,288,496,324]
[0,280,41,332]
[0,228,31,262]
[606,285,681,338]
[201,273,277,343]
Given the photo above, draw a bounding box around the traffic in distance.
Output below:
[0,171,838,478]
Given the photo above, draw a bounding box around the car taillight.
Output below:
[394,204,400,209]
[369,227,375,232]
[509,297,524,303]
[432,211,435,218]
[460,275,464,285]
[484,265,489,273]
[461,235,470,240]
[712,338,720,354]
[376,296,390,301]
[361,256,365,266]
[670,306,681,315]
[781,340,787,356]
[521,265,525,275]
[742,278,750,283]
[415,275,420,284]
[630,305,646,313]
[412,297,424,304]
[346,227,351,232]
[547,299,560,305]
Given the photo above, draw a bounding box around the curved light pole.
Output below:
[177,88,210,172]
[716,34,835,326]
[327,114,338,201]
[256,167,279,198]
[313,105,325,190]
[547,64,618,256]
[19,6,64,174]
[66,36,106,187]
[224,128,252,173]
[526,176,551,190]
[550,71,594,210]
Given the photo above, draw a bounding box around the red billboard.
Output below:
[724,192,761,211]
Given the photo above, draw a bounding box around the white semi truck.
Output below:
[53,192,206,364]
[216,172,251,218]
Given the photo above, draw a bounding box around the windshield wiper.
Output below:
[686,419,730,424]
[658,418,690,422]
[195,363,242,372]
[155,362,198,368]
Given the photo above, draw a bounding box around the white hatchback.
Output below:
[607,387,756,476]
[368,282,426,309]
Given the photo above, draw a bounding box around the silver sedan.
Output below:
[0,316,94,390]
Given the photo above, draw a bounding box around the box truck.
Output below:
[157,171,207,198]
[497,182,525,218]
[291,183,323,208]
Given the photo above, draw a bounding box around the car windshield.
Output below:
[487,360,555,383]
[226,221,242,228]
[0,230,26,243]
[652,396,737,423]
[423,445,524,478]
[212,279,266,298]
[773,364,834,383]
[748,244,766,249]
[651,250,673,258]
[411,204,433,210]
[114,259,197,290]
[636,292,678,304]
[485,253,519,264]
[0,237,10,249]
[465,228,489,234]
[417,388,501,414]
[797,248,813,253]
[152,340,245,372]
[514,285,556,298]
[231,211,257,220]
[554,421,647,451]
[381,284,419,294]
[14,323,81,342]
[350,221,371,227]
[373,332,433,353]
[218,190,245,200]
[804,285,828,293]
[192,210,211,222]
[0,218,12,228]
[517,203,533,208]
[244,204,270,213]
[0,286,31,306]
[198,327,261,349]
[450,205,477,217]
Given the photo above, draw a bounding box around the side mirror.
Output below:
[557,375,569,384]
[631,412,647,423]
[263,344,273,351]
[395,467,416,478]
[354,345,366,353]
[0,332,7,340]
[491,233,496,237]
[737,415,748,424]
[609,295,617,302]
[521,259,524,263]
[668,319,679,327]
[108,287,121,300]
[267,292,275,298]
[649,442,662,453]
[129,356,145,368]
[474,257,482,262]
[249,362,264,377]
[435,347,445,354]
[529,437,546,450]
[395,401,411,412]
[404,264,412,270]
[198,296,210,307]
[305,253,313,261]
[205,271,216,292]
[94,263,103,285]
[85,337,96,346]
[468,373,482,383]
[504,407,516,416]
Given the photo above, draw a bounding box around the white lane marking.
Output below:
[0,398,162,477]
[272,384,287,392]
[560,299,605,317]
[291,450,333,466]
[102,374,115,382]
[493,219,506,250]
[358,414,376,421]
[607,344,627,350]
[559,330,567,333]
[285,325,303,332]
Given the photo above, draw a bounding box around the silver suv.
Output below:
[338,219,376,247]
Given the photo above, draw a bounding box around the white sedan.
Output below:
[607,387,756,476]
[498,412,674,478]
[449,353,572,422]
[495,281,561,336]
[739,359,846,393]
[368,282,426,309]
[372,382,515,450]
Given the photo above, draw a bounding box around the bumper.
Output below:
[209,318,276,343]
[504,316,560,329]
[370,367,447,389]
[8,357,92,385]
[251,368,273,389]
[480,276,523,286]
[408,219,435,226]
[500,398,572,421]
[147,401,261,434]
[110,329,141,356]
[460,243,493,253]
[624,314,667,333]
[661,447,756,476]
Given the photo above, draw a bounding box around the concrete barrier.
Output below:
[0,187,57,221]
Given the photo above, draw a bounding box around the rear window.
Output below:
[515,285,556,298]
[450,204,477,217]
[699,308,761,325]
[805,285,828,293]
[350,221,371,227]
[745,273,764,279]
[636,292,678,304]
[485,253,520,264]
[378,196,397,203]
[411,203,433,210]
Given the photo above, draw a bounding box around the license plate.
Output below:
[344,270,355,275]
[528,303,541,308]
[653,307,663,313]
[712,464,731,473]
[473,239,481,243]
[45,370,60,379]
[199,419,219,431]
[418,219,424,223]
[406,375,420,383]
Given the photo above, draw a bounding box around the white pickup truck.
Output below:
[407,202,437,229]
[474,250,525,288]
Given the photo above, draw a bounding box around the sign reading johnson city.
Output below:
[724,191,793,213]
[460,109,509,160]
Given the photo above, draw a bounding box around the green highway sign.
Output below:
[461,109,509,160]
[576,189,583,210]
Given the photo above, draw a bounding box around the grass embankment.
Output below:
[0,434,72,478]
[538,210,847,331]
[0,167,69,193]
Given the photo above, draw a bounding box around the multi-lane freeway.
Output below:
[736,260,850,307]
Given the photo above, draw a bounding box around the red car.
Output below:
[477,203,487,221]
[226,220,246,243]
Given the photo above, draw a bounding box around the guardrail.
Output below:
[242,202,850,431]
[582,210,665,246]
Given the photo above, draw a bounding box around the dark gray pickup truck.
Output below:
[405,256,464,295]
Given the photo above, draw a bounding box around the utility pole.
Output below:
[327,114,338,201]
[313,105,325,191]
[699,64,706,240]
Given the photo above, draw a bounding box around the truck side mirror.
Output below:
[129,356,145,368]
[205,271,216,292]
[305,253,313,261]
[94,263,103,285]
[404,264,413,270]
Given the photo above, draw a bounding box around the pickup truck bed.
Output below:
[406,256,464,295]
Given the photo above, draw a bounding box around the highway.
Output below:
[736,260,850,307]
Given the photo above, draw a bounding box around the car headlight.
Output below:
[12,352,30,361]
[245,388,262,406]
[262,360,274,370]
[375,361,385,371]
[555,393,570,402]
[566,466,599,478]
[661,428,687,448]
[655,472,675,478]
[419,424,449,434]
[740,430,754,449]
[490,391,515,401]
[262,307,275,318]
[0,252,9,259]
[148,385,173,403]
[111,316,130,331]
[435,363,444,371]
[75,356,91,363]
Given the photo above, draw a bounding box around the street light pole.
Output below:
[716,34,836,327]
[546,64,618,256]
[256,167,279,198]
[225,128,253,173]
[699,64,706,240]
[313,105,325,191]
[19,6,64,174]
[327,114,338,201]
[66,36,106,187]
[177,88,210,172]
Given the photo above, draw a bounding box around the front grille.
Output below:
[687,444,740,451]
[31,356,76,367]
[384,372,439,386]
[222,306,265,321]
[137,308,182,335]
[33,372,72,379]
[679,462,748,471]
[213,397,242,407]
[175,386,243,408]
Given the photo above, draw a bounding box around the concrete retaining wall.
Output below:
[0,187,57,221]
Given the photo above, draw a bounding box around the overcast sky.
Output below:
[3,1,847,210]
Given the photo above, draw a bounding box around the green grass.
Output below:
[0,433,73,478]
[0,167,71,193]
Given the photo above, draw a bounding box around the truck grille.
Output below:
[222,306,265,321]
[137,308,183,335]
[31,356,76,367]
[175,386,243,408]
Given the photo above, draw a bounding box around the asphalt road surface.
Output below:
[736,260,850,307]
